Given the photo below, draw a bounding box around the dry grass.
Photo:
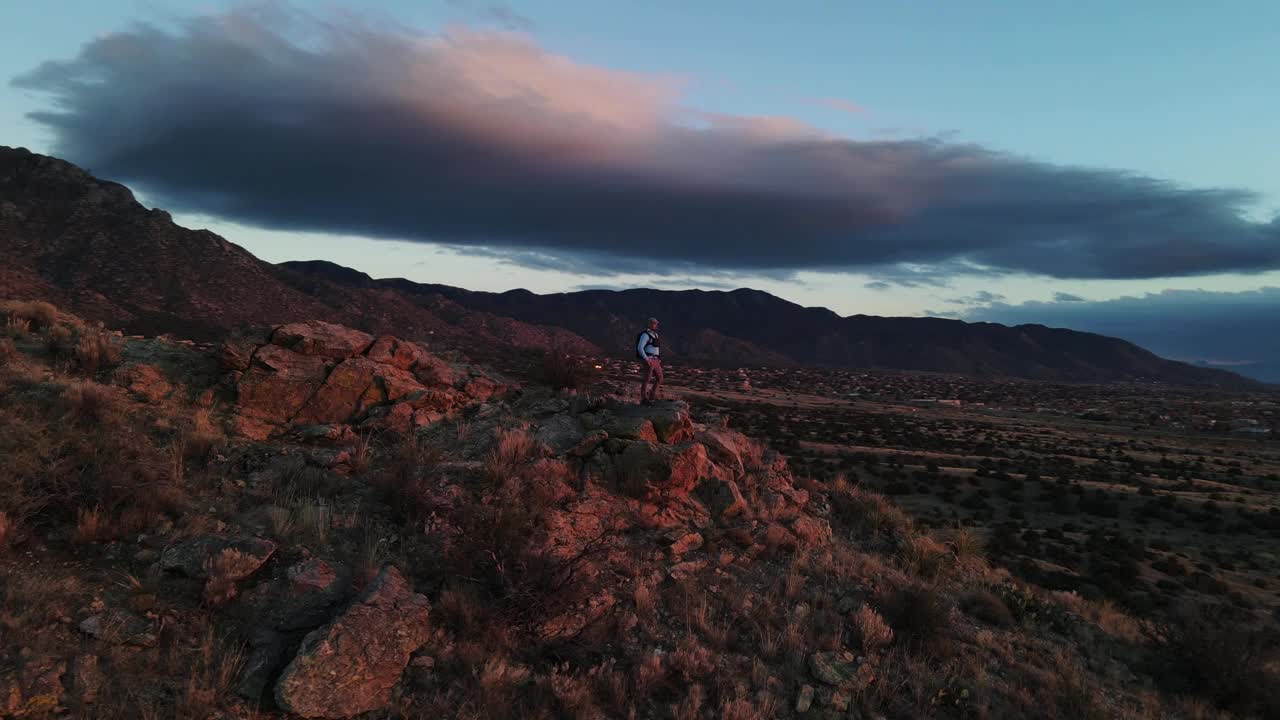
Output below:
[73,328,123,374]
[1,300,58,332]
[484,427,537,485]
[829,475,914,541]
[1146,602,1280,716]
[540,349,589,390]
[959,590,1016,628]
[175,628,247,717]
[62,380,117,426]
[900,533,949,579]
[949,527,984,564]
[852,604,895,651]
[879,584,955,657]
[74,506,108,543]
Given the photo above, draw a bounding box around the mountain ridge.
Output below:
[0,145,1258,389]
[280,259,1260,388]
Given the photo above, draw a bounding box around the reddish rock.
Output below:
[293,357,425,425]
[368,335,461,387]
[762,523,798,552]
[2,657,65,717]
[617,442,711,495]
[606,416,659,443]
[236,345,329,423]
[160,534,276,581]
[275,566,431,718]
[696,427,748,478]
[667,532,704,557]
[695,478,750,522]
[272,321,374,360]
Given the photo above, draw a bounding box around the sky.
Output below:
[3,1,1279,376]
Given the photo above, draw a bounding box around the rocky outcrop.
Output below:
[274,566,431,718]
[271,321,373,361]
[225,321,509,438]
[159,534,276,581]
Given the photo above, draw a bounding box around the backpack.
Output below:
[636,330,654,360]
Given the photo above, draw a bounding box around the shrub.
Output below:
[852,604,894,652]
[829,477,914,541]
[539,349,589,390]
[1147,602,1280,716]
[1,300,58,332]
[484,427,537,486]
[42,325,74,363]
[0,337,15,367]
[879,584,954,656]
[959,590,1015,627]
[62,381,116,426]
[73,329,123,374]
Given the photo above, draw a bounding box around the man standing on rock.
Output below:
[636,317,663,405]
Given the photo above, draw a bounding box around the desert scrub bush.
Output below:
[2,393,184,539]
[73,328,123,374]
[829,475,914,541]
[42,324,75,364]
[375,432,444,520]
[484,427,537,485]
[900,534,949,579]
[62,380,116,426]
[852,604,894,652]
[539,348,589,390]
[1,300,58,332]
[879,584,955,657]
[959,590,1015,628]
[1146,602,1280,716]
[948,527,985,564]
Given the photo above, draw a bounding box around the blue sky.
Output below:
[4,1,1279,373]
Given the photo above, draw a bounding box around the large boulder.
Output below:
[160,535,276,581]
[366,335,461,387]
[236,345,329,423]
[644,401,694,443]
[535,414,587,455]
[236,558,352,633]
[293,357,425,425]
[604,416,659,443]
[272,321,373,361]
[695,477,750,522]
[275,566,431,718]
[617,441,711,495]
[696,427,749,478]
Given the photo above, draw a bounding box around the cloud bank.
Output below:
[13,4,1280,279]
[970,287,1280,381]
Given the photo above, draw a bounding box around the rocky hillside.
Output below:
[0,146,595,359]
[3,301,1274,719]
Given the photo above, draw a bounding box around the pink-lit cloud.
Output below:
[13,3,1280,281]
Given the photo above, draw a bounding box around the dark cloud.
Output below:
[864,281,892,291]
[1052,292,1086,302]
[445,0,535,31]
[13,5,1280,279]
[946,290,1006,305]
[969,286,1280,382]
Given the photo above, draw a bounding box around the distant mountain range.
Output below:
[0,145,1260,389]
